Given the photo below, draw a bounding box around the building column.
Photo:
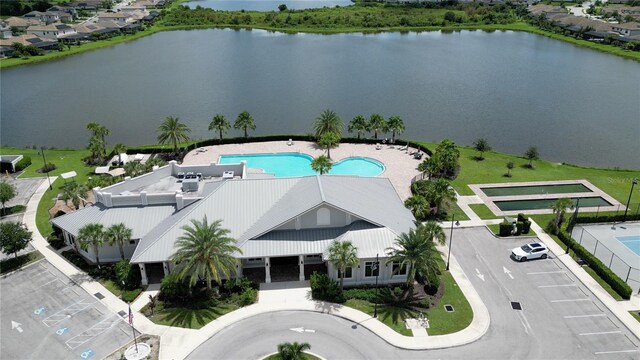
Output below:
[299,255,305,281]
[162,262,170,276]
[265,257,271,283]
[236,263,243,283]
[139,264,148,286]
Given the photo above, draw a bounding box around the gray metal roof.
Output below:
[51,203,176,239]
[131,176,414,264]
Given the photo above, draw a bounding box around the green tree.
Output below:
[525,146,539,168]
[77,223,106,267]
[318,132,340,159]
[171,216,241,290]
[368,114,386,139]
[124,161,146,177]
[426,178,457,216]
[417,220,446,246]
[234,111,256,139]
[505,161,514,177]
[386,115,405,143]
[311,155,332,175]
[157,116,191,154]
[61,182,87,210]
[277,342,311,360]
[278,3,287,11]
[106,223,132,260]
[418,157,441,180]
[347,115,368,139]
[386,223,441,286]
[0,181,17,215]
[0,221,32,258]
[314,109,343,139]
[113,143,127,165]
[328,240,358,291]
[209,114,231,140]
[473,138,491,160]
[550,197,573,234]
[86,122,110,145]
[404,195,429,220]
[433,139,460,178]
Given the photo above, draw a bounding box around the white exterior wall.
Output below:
[27,29,58,39]
[67,230,139,264]
[274,205,364,231]
[327,257,408,286]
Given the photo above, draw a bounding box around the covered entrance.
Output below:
[269,256,300,282]
[145,263,165,284]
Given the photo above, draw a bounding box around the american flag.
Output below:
[128,303,134,326]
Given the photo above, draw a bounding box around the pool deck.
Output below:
[468,180,623,216]
[182,141,423,200]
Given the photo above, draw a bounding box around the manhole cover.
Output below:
[444,304,455,312]
[118,310,127,317]
[94,292,105,300]
[511,302,522,310]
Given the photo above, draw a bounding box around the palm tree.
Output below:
[473,138,491,160]
[171,216,241,290]
[551,197,573,230]
[124,160,146,177]
[404,195,429,220]
[347,115,368,139]
[61,182,87,210]
[77,223,106,267]
[368,114,386,139]
[386,116,405,143]
[277,342,311,360]
[157,116,191,154]
[106,223,132,260]
[86,122,110,144]
[311,155,332,175]
[426,178,457,216]
[328,240,358,290]
[318,132,340,159]
[234,111,256,138]
[113,143,127,165]
[313,109,343,139]
[417,220,446,246]
[209,114,231,140]
[386,225,440,286]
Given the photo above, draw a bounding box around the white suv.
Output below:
[511,243,549,262]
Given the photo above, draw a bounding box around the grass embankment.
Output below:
[0,251,43,275]
[414,142,640,205]
[468,203,499,220]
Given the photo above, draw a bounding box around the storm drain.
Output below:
[94,292,105,300]
[118,310,127,317]
[444,304,455,312]
[511,301,522,310]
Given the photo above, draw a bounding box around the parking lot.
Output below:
[450,227,639,359]
[0,260,134,359]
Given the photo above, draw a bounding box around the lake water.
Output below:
[183,0,353,11]
[1,29,639,169]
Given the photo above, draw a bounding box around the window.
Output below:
[365,261,379,277]
[316,208,330,226]
[129,239,136,245]
[392,261,407,276]
[305,254,321,259]
[338,267,353,279]
[247,257,263,262]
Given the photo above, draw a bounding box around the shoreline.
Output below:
[1,21,639,69]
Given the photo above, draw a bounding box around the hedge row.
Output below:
[577,213,640,224]
[124,135,433,157]
[557,230,632,299]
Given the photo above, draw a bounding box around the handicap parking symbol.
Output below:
[56,327,68,336]
[80,349,94,359]
[33,307,46,315]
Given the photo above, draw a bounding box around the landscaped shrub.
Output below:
[232,288,257,306]
[159,273,191,303]
[424,271,440,296]
[14,156,31,171]
[546,219,559,235]
[38,162,56,173]
[310,272,344,303]
[223,276,255,293]
[577,213,640,224]
[515,221,523,236]
[558,230,632,299]
[522,220,531,234]
[115,260,141,290]
[47,234,66,250]
[343,287,382,302]
[499,221,512,237]
[517,213,526,222]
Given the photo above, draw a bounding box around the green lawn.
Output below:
[487,223,500,236]
[446,202,470,221]
[468,203,499,220]
[145,301,239,329]
[426,270,473,335]
[345,299,415,336]
[0,251,43,274]
[100,279,143,302]
[629,311,640,323]
[413,142,640,205]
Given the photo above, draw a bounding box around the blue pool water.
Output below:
[616,235,640,256]
[218,153,384,177]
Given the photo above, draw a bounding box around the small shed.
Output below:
[0,155,24,173]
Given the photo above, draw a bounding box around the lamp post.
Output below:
[623,178,638,222]
[40,147,53,190]
[446,215,459,271]
[373,253,379,318]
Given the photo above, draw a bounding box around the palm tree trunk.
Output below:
[206,275,212,290]
[374,131,378,139]
[219,129,223,140]
[340,271,344,291]
[327,147,331,159]
[392,131,396,143]
[244,129,248,138]
[93,245,101,267]
[119,243,125,260]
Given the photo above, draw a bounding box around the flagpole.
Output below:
[128,302,138,352]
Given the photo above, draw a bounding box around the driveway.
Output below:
[0,260,135,360]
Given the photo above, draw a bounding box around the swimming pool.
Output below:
[481,184,592,197]
[494,197,613,211]
[616,235,640,256]
[218,153,384,177]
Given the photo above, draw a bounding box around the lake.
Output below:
[182,0,353,11]
[1,29,639,169]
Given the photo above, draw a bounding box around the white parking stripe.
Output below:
[538,284,577,288]
[579,331,622,336]
[564,314,606,319]
[551,298,590,303]
[527,271,566,275]
[594,350,639,355]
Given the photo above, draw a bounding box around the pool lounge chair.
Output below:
[376,143,382,150]
[398,144,408,151]
[287,139,293,146]
[414,152,423,160]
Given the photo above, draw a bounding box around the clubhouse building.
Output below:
[52,160,414,286]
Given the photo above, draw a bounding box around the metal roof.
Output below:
[51,203,176,239]
[130,176,415,264]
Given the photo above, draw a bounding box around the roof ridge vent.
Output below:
[316,175,326,202]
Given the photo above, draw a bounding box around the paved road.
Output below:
[188,228,639,360]
[0,260,134,360]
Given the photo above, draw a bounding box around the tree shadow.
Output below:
[520,164,534,169]
[313,300,344,315]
